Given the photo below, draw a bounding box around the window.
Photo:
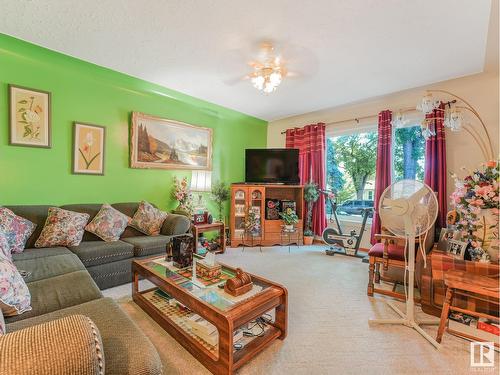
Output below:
[325,123,425,223]
[392,125,425,182]
[326,131,378,222]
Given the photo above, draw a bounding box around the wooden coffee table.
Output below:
[132,256,288,375]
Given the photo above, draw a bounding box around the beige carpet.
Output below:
[105,246,499,374]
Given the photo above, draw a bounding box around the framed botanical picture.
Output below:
[130,112,212,170]
[9,84,51,148]
[72,122,105,175]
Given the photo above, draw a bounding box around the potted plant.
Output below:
[210,181,230,223]
[280,208,299,231]
[303,182,320,244]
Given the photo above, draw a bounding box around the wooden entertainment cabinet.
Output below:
[230,184,304,247]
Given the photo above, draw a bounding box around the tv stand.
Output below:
[230,183,304,247]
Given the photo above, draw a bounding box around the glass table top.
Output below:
[140,256,269,311]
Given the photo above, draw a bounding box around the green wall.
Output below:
[0,34,267,214]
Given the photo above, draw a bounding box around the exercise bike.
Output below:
[320,189,372,258]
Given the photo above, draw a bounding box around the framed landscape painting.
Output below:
[72,122,105,175]
[130,112,212,170]
[9,84,51,148]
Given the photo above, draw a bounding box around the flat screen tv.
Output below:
[245,149,300,184]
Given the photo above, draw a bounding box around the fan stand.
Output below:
[368,226,441,349]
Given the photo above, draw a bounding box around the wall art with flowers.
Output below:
[72,122,106,175]
[9,84,51,148]
[450,160,499,263]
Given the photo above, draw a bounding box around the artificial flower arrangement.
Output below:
[172,176,194,215]
[450,160,499,262]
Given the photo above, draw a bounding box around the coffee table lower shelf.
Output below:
[133,285,286,375]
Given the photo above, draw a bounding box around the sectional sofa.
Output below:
[5,202,191,289]
[1,202,191,374]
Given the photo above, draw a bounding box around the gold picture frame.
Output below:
[9,84,51,148]
[130,112,212,170]
[72,122,106,175]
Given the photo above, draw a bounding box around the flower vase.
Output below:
[473,208,499,263]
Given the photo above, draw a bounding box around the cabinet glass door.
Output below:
[248,188,264,239]
[233,188,247,239]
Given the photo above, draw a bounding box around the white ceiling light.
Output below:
[249,44,286,94]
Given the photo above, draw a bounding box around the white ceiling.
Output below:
[0,0,492,121]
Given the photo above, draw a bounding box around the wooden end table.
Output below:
[132,256,288,375]
[192,222,226,254]
[436,269,499,346]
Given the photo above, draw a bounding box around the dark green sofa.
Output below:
[6,202,191,289]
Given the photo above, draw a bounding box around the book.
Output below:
[477,320,500,336]
[448,312,500,345]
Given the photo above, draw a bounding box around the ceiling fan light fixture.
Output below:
[249,43,285,94]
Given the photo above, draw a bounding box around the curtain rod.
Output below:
[279,102,456,134]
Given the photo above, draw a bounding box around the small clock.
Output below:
[193,212,208,224]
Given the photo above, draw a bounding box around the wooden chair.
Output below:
[367,227,433,302]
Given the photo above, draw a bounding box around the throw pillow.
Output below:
[0,207,37,253]
[85,204,131,242]
[35,207,90,248]
[0,253,32,317]
[130,201,168,236]
[0,231,11,261]
[0,308,4,335]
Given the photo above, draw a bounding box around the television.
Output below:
[245,149,300,184]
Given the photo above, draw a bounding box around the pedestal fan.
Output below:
[368,179,440,348]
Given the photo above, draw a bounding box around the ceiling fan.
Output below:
[220,40,317,94]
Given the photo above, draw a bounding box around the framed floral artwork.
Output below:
[9,84,51,148]
[72,122,106,175]
[130,112,212,170]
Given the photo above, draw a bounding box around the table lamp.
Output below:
[191,170,212,211]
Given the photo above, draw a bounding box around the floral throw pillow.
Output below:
[35,207,90,248]
[0,231,12,261]
[0,253,32,317]
[130,201,168,236]
[85,204,131,242]
[0,308,4,335]
[0,207,37,253]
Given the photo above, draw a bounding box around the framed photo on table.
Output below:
[9,84,51,148]
[446,239,468,259]
[72,122,106,175]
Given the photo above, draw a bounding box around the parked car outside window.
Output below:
[337,200,373,217]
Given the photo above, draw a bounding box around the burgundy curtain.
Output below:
[370,110,392,244]
[285,123,327,235]
[424,103,447,229]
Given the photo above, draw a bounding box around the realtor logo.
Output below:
[470,342,495,367]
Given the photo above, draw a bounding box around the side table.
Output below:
[191,222,225,255]
[436,269,499,346]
